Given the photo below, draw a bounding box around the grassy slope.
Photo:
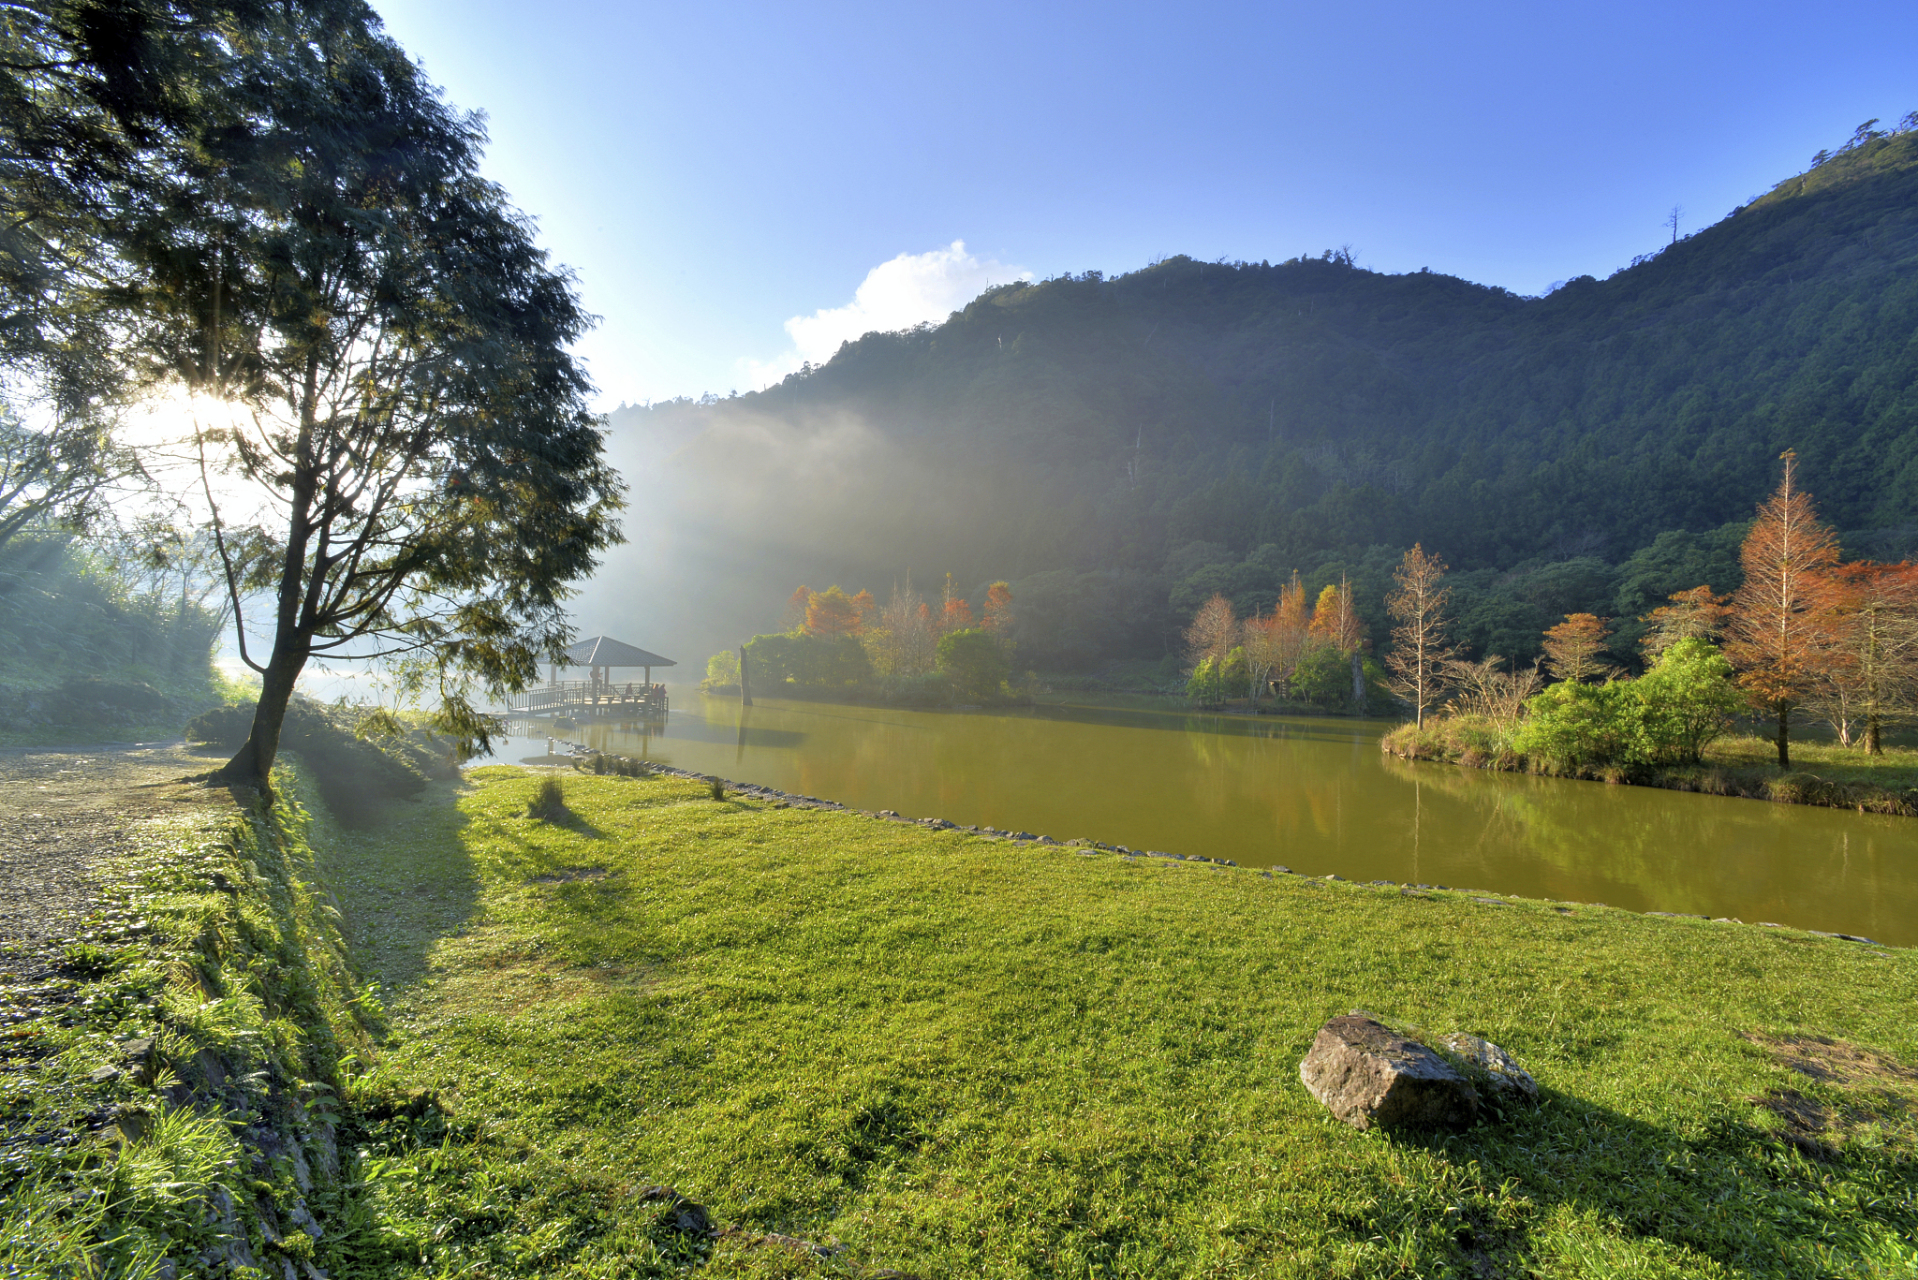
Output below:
[315,767,1918,1279]
[0,762,379,1277]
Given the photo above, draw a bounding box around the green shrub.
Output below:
[741,632,872,689]
[1511,679,1642,770]
[938,628,1011,703]
[1512,639,1744,771]
[528,776,566,820]
[1633,637,1744,764]
[1290,643,1349,706]
[1185,655,1228,707]
[701,649,741,692]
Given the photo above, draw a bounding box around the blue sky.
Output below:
[371,0,1918,410]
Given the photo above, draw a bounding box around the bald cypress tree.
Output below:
[1724,451,1840,769]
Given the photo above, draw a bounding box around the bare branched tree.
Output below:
[1384,544,1455,727]
[1443,655,1543,724]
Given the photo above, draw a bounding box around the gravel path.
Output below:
[0,741,229,983]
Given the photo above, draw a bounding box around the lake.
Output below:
[486,690,1918,947]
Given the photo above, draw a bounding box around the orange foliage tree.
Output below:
[1309,575,1367,708]
[982,581,1014,636]
[850,589,876,632]
[1243,573,1309,703]
[1807,561,1918,753]
[804,585,864,638]
[1541,613,1616,683]
[1309,577,1364,654]
[1724,451,1841,768]
[1640,586,1733,658]
[938,573,976,634]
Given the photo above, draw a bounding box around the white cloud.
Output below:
[741,240,1027,389]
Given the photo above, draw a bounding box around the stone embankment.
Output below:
[533,746,1891,950]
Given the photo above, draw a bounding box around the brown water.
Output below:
[496,691,1918,946]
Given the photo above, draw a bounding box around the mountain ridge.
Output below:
[592,126,1918,668]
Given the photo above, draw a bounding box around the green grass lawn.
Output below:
[315,767,1918,1279]
[1705,734,1918,789]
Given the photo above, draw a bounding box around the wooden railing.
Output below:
[506,679,668,720]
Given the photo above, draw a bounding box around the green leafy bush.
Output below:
[1633,638,1745,764]
[741,632,872,689]
[528,776,567,820]
[938,628,1010,703]
[1512,680,1641,769]
[701,649,741,692]
[1290,643,1351,706]
[1512,639,1743,771]
[1185,655,1227,707]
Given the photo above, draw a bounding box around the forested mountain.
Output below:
[593,125,1918,671]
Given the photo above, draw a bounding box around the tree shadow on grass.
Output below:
[1366,1079,1917,1277]
[305,780,487,996]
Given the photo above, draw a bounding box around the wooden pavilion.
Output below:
[506,635,676,720]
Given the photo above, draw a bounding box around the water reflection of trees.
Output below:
[1378,757,1918,936]
[573,697,1914,942]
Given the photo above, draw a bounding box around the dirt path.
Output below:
[0,741,232,984]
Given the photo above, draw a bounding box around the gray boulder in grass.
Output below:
[1299,1015,1481,1130]
[1439,1032,1539,1102]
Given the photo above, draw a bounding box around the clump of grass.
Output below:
[60,939,119,978]
[708,776,724,801]
[528,775,567,821]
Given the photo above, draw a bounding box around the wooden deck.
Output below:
[507,679,668,721]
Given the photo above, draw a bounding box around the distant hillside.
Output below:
[590,124,1918,672]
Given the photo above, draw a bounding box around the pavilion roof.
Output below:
[563,636,677,668]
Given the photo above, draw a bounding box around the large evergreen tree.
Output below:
[127,6,625,790]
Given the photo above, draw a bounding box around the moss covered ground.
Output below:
[307,766,1917,1278]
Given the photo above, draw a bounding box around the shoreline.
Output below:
[1380,727,1918,818]
[515,747,1895,950]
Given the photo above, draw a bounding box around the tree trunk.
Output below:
[1867,712,1882,755]
[1775,703,1791,770]
[212,637,308,793]
[1351,651,1364,711]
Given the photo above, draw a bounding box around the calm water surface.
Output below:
[488,690,1918,947]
